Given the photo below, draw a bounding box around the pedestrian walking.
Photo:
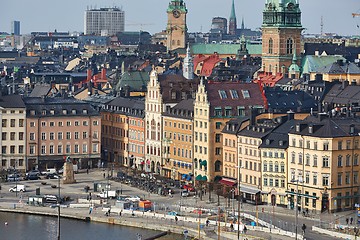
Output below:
[119,210,122,217]
[206,219,210,227]
[89,206,92,214]
[346,218,349,225]
[351,217,354,224]
[230,223,234,231]
[103,173,106,179]
[86,168,89,174]
[175,216,178,224]
[244,225,247,234]
[107,208,111,217]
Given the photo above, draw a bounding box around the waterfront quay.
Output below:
[0,169,356,240]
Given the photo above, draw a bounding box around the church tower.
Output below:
[183,44,194,80]
[229,0,237,35]
[166,0,188,51]
[261,0,303,75]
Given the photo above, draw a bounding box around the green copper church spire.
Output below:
[230,0,236,20]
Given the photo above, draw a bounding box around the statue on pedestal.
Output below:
[63,157,76,184]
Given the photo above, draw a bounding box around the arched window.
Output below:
[286,38,293,54]
[280,162,285,173]
[215,160,221,172]
[269,38,273,54]
[274,162,279,172]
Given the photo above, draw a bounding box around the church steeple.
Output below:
[241,16,245,29]
[229,0,237,35]
[183,44,194,80]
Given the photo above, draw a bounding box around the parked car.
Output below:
[26,170,41,177]
[9,184,26,192]
[7,174,22,182]
[24,174,41,180]
[168,211,178,216]
[43,195,61,204]
[41,168,57,175]
[125,196,141,202]
[46,173,60,179]
[182,184,195,192]
[181,190,190,197]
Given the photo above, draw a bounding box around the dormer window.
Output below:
[83,109,88,114]
[296,124,301,132]
[309,126,313,134]
[41,110,46,115]
[266,139,270,145]
[50,110,55,115]
[72,109,77,114]
[62,110,67,115]
[218,90,227,99]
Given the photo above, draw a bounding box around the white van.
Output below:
[9,184,26,192]
[41,168,57,175]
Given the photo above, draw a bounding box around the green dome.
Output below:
[265,0,300,11]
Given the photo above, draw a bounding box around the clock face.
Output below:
[173,10,180,18]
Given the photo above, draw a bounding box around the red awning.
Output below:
[219,178,237,187]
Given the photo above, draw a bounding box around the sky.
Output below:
[1,0,360,36]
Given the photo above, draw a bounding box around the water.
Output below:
[0,212,166,240]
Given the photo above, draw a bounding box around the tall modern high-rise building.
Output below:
[84,7,125,36]
[11,21,20,35]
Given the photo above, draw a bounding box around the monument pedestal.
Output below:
[63,162,76,184]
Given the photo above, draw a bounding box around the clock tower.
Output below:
[166,0,188,51]
[261,0,303,75]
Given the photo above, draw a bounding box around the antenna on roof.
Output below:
[320,16,324,36]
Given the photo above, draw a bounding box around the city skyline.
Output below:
[0,0,359,36]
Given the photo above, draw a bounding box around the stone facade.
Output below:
[166,0,188,51]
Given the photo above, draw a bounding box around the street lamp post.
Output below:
[292,178,302,240]
[57,170,61,240]
[236,165,242,240]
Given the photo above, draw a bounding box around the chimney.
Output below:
[350,124,355,135]
[315,50,319,56]
[318,112,327,121]
[250,107,257,126]
[287,110,295,120]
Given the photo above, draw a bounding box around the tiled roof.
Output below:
[115,71,149,92]
[323,84,360,105]
[206,82,266,118]
[191,42,261,56]
[24,97,100,117]
[0,95,25,108]
[222,117,249,134]
[301,55,345,75]
[163,99,194,120]
[289,115,360,138]
[158,74,199,104]
[104,97,145,118]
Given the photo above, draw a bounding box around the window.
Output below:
[75,121,80,126]
[313,155,318,167]
[30,133,35,141]
[58,145,63,154]
[337,155,343,167]
[1,146,6,154]
[286,38,293,54]
[346,140,351,150]
[93,143,98,153]
[74,144,79,153]
[218,90,227,99]
[50,122,55,127]
[337,173,342,186]
[346,155,351,166]
[263,162,268,172]
[268,38,273,54]
[29,146,35,155]
[215,134,221,143]
[75,132,79,139]
[241,90,250,99]
[2,119,7,127]
[1,132,6,140]
[338,141,343,150]
[291,152,295,163]
[49,132,54,140]
[58,132,63,140]
[66,132,71,140]
[41,145,46,154]
[306,141,310,149]
[322,156,329,167]
[313,175,317,185]
[323,142,329,151]
[66,144,71,154]
[19,132,24,141]
[93,120,98,126]
[322,175,329,186]
[306,154,310,166]
[66,121,71,126]
[216,122,222,129]
[10,119,15,127]
[83,132,88,139]
[41,121,46,127]
[41,132,46,140]
[354,171,359,184]
[58,121,63,127]
[230,90,239,99]
[264,178,268,186]
[355,154,359,166]
[298,153,303,164]
[49,145,54,154]
[83,121,88,126]
[269,162,273,172]
[82,144,88,153]
[314,142,318,150]
[280,163,285,173]
[345,172,350,184]
[19,119,24,127]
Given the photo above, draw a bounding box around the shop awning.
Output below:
[219,178,237,187]
[286,191,319,199]
[200,160,207,166]
[239,185,261,195]
[195,175,207,181]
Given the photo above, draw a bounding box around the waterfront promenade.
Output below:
[0,169,355,239]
